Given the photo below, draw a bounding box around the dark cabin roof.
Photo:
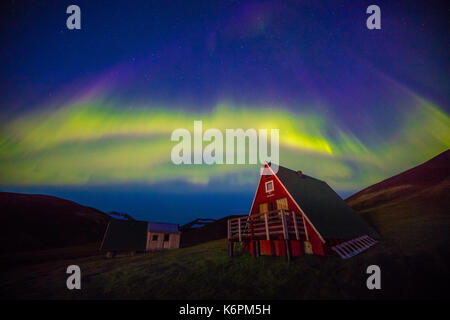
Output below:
[101,219,148,252]
[273,164,380,240]
[148,222,179,233]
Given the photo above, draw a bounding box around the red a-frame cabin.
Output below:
[227,163,380,260]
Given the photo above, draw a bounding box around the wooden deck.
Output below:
[227,209,306,242]
[228,210,379,260]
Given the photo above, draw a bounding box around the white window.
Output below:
[265,180,274,193]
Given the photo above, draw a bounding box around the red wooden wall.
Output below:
[249,164,325,256]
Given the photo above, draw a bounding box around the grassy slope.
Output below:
[0,240,371,299]
[0,192,110,253]
[1,225,448,300]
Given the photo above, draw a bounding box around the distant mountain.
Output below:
[0,192,110,253]
[108,211,136,221]
[346,149,450,213]
[180,218,217,232]
[180,215,241,247]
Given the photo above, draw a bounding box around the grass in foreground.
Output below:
[1,232,448,299]
[1,194,449,300]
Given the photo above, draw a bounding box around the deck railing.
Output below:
[227,209,306,242]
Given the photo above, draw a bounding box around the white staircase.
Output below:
[331,235,378,259]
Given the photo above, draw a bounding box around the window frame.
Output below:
[265,180,274,193]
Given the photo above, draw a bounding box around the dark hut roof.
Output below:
[101,219,148,252]
[273,164,380,240]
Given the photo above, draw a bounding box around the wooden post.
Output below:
[264,213,270,240]
[238,217,242,242]
[292,212,299,240]
[281,210,291,262]
[227,219,231,241]
[285,240,292,262]
[255,240,260,258]
[281,209,288,240]
[300,211,314,254]
[301,212,310,241]
[270,240,275,256]
[228,242,234,257]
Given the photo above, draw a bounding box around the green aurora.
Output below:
[1,94,448,192]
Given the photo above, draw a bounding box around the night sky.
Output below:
[0,0,449,224]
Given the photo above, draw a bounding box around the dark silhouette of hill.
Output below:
[0,192,110,253]
[180,215,241,247]
[347,149,449,214]
[179,218,217,232]
[109,211,135,221]
[346,149,450,256]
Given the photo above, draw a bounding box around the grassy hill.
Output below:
[347,149,449,212]
[0,192,110,253]
[346,149,450,255]
[0,150,449,299]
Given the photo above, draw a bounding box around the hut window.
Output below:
[265,181,274,193]
[163,233,170,242]
[276,197,290,215]
[152,234,158,241]
[258,202,268,220]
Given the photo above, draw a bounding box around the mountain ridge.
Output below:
[346,149,449,213]
[0,192,110,253]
